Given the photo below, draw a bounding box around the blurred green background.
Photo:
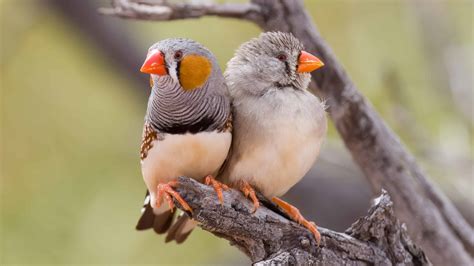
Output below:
[1,0,472,264]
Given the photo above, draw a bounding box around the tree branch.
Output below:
[98,0,262,23]
[174,177,429,265]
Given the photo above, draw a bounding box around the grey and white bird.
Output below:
[220,32,327,243]
[135,38,232,243]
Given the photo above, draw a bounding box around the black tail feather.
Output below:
[135,190,175,234]
[136,203,155,230]
[152,209,174,234]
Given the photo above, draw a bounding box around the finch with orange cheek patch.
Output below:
[135,38,232,243]
[220,32,327,245]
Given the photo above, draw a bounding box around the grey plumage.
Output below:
[220,32,327,198]
[224,32,310,98]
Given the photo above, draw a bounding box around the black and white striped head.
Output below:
[225,32,324,96]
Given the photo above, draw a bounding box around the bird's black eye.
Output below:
[174,51,183,60]
[277,54,287,61]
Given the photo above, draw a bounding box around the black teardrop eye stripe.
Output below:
[176,60,181,85]
[295,51,301,72]
[284,60,291,76]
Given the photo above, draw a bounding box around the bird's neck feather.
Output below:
[146,76,229,134]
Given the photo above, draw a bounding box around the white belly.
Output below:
[227,129,324,197]
[141,131,231,202]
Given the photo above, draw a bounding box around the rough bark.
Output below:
[99,0,474,264]
[174,177,429,265]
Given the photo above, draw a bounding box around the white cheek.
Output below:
[168,62,179,83]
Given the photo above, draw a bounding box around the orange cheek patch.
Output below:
[179,55,212,91]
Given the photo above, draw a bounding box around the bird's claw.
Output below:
[204,175,229,204]
[272,196,321,245]
[156,181,193,214]
[237,180,260,213]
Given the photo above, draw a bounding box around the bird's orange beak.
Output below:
[297,51,324,73]
[140,49,167,75]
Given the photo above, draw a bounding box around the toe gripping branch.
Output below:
[156,181,193,214]
[158,178,320,245]
[272,196,321,245]
[237,180,260,213]
[204,175,229,204]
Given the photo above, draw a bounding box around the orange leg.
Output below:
[237,180,260,213]
[204,175,229,204]
[272,197,321,245]
[156,181,193,214]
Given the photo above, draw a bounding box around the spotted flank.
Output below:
[140,123,163,160]
[219,112,233,133]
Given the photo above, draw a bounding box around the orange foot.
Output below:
[272,197,321,245]
[237,180,260,213]
[156,181,193,214]
[204,175,229,204]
